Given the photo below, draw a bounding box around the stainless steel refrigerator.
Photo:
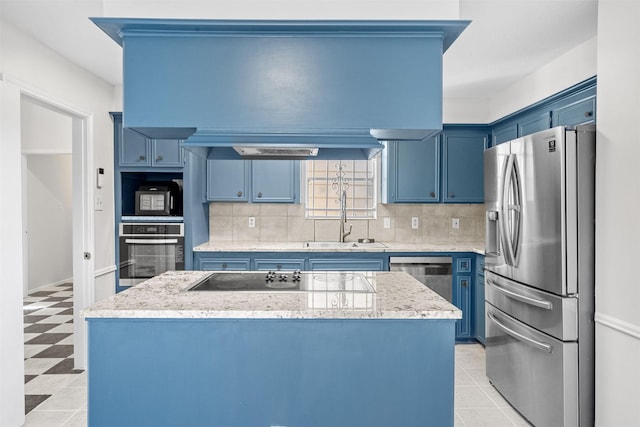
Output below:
[484,125,595,427]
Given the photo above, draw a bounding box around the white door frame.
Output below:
[8,74,95,370]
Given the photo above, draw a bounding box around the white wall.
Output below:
[25,155,73,291]
[21,98,72,153]
[594,1,640,425]
[1,20,116,291]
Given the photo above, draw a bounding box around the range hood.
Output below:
[92,18,470,159]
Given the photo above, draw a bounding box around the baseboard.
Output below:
[28,277,72,294]
[594,312,640,340]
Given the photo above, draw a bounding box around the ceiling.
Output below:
[0,0,598,100]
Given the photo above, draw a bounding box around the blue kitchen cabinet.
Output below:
[383,138,440,203]
[151,139,184,167]
[251,160,299,203]
[442,128,487,203]
[517,110,551,137]
[119,128,150,166]
[197,257,251,271]
[492,123,517,146]
[553,95,596,127]
[206,159,250,201]
[474,255,486,344]
[254,258,306,271]
[454,275,472,339]
[308,259,384,271]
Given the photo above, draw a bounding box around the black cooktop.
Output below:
[188,271,374,292]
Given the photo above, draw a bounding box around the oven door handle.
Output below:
[124,238,179,244]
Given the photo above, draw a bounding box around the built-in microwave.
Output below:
[134,181,182,216]
[118,222,184,287]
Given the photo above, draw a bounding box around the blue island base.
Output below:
[88,318,455,427]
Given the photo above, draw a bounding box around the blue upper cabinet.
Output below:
[251,160,299,203]
[492,123,517,146]
[207,159,250,202]
[383,138,440,203]
[207,159,299,203]
[119,128,150,166]
[517,110,551,137]
[151,139,184,167]
[553,95,596,127]
[442,127,487,203]
[92,19,470,149]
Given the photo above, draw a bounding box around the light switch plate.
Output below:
[452,218,460,229]
[94,195,104,211]
[411,217,419,229]
[383,217,391,229]
[248,217,256,228]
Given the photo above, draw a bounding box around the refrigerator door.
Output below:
[485,304,578,427]
[484,142,511,278]
[508,127,570,295]
[485,270,578,341]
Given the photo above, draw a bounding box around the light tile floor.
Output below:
[23,284,531,427]
[454,343,532,426]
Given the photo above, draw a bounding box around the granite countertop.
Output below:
[82,271,462,320]
[193,241,485,254]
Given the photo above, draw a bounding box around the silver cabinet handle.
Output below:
[156,155,163,161]
[237,191,243,197]
[585,111,593,117]
[487,312,552,353]
[430,191,436,198]
[257,192,263,198]
[448,193,455,198]
[139,155,145,161]
[487,279,552,310]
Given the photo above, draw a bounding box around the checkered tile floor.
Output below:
[23,283,87,426]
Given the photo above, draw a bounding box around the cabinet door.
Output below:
[553,96,596,127]
[207,159,249,201]
[454,275,472,339]
[120,128,150,166]
[152,139,183,167]
[492,123,517,146]
[389,138,440,202]
[251,160,298,203]
[442,132,486,203]
[517,111,551,137]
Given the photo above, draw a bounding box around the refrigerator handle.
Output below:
[509,157,522,266]
[501,155,516,266]
[487,312,553,353]
[486,279,553,310]
[485,210,500,256]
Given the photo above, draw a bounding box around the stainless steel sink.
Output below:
[303,241,387,249]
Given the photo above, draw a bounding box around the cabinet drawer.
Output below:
[456,257,472,273]
[254,259,305,271]
[199,258,250,271]
[308,259,384,271]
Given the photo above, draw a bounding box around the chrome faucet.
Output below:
[339,189,352,242]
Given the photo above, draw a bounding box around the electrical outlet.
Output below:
[383,217,391,229]
[94,195,104,211]
[248,217,255,228]
[452,218,460,229]
[411,217,419,229]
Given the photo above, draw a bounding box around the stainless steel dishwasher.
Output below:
[389,257,453,302]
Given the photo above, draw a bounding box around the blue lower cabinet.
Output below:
[309,259,384,271]
[198,257,250,271]
[474,255,486,344]
[88,318,456,427]
[454,275,472,340]
[254,258,305,271]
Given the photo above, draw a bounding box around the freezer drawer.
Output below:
[485,270,578,341]
[486,304,578,427]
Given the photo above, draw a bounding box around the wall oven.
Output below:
[119,222,185,287]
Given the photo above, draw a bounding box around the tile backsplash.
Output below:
[209,203,485,245]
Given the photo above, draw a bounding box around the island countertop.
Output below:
[82,271,462,320]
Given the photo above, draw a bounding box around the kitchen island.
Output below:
[83,271,461,427]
